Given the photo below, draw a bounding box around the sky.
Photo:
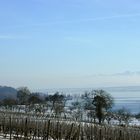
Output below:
[0,0,140,89]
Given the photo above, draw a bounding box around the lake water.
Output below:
[110,91,140,114]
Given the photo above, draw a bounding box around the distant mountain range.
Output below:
[0,86,17,100]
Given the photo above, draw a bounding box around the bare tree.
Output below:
[70,100,83,121]
[116,108,132,125]
[2,98,17,109]
[17,87,31,105]
[92,90,114,124]
[83,92,96,122]
[46,92,66,117]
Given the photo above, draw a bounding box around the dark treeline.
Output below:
[0,87,140,126]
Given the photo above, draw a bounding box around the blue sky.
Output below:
[0,0,140,89]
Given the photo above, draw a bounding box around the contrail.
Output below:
[44,13,140,25]
[84,13,140,21]
[5,13,140,29]
[81,13,140,22]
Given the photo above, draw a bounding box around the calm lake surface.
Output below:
[110,91,140,114]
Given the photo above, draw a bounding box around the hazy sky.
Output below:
[1,0,140,89]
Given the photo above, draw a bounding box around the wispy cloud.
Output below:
[84,71,140,78]
[98,71,140,77]
[112,71,140,76]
